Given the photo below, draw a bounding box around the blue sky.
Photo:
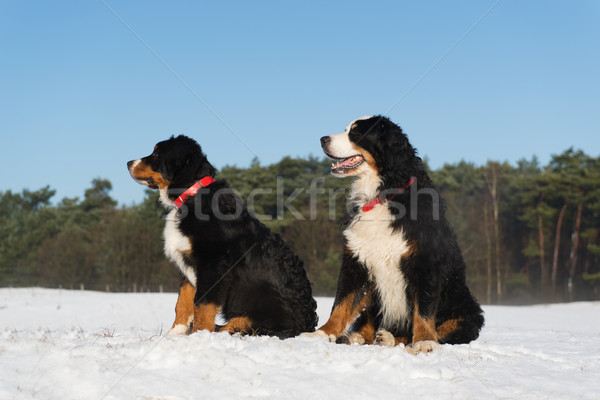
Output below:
[1,1,598,205]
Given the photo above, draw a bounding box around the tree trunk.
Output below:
[537,192,547,294]
[538,214,546,288]
[484,205,493,304]
[486,164,502,303]
[494,198,501,303]
[569,201,583,301]
[551,200,568,293]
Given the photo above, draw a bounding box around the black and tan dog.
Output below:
[305,116,484,353]
[128,135,318,338]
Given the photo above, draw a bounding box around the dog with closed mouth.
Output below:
[305,116,484,353]
[127,135,318,338]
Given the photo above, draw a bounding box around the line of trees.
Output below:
[1,148,599,303]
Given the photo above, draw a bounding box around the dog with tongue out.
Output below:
[304,116,484,354]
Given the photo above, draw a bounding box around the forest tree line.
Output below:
[1,148,599,304]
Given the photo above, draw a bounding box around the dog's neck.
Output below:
[159,177,216,210]
[159,187,175,209]
[350,170,382,207]
[174,176,216,209]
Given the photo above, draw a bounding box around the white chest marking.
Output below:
[344,204,410,329]
[163,209,197,286]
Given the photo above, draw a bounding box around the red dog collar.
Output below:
[174,176,216,209]
[362,176,416,212]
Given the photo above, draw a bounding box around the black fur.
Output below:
[130,135,318,338]
[324,116,484,345]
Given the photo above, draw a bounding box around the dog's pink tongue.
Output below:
[334,156,361,169]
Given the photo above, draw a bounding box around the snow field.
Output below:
[1,288,599,399]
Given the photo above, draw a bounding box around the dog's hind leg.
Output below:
[219,316,253,335]
[303,253,371,342]
[435,289,484,344]
[436,312,484,345]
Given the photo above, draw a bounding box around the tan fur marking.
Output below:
[402,241,418,259]
[412,302,439,344]
[220,316,253,335]
[354,146,379,172]
[192,303,221,333]
[318,292,370,338]
[436,318,464,340]
[396,336,411,346]
[171,281,196,330]
[355,317,376,345]
[130,160,170,189]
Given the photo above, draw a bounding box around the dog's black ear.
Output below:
[162,156,184,183]
[185,144,216,179]
[375,120,420,188]
[172,148,216,184]
[197,159,217,178]
[189,152,216,179]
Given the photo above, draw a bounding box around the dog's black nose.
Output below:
[320,136,331,146]
[127,160,134,169]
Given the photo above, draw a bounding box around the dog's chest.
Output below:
[343,205,411,328]
[164,209,197,286]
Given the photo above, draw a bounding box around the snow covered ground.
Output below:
[1,288,599,399]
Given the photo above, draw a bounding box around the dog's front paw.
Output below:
[336,332,366,345]
[375,329,396,347]
[407,340,441,354]
[347,332,366,345]
[167,324,190,336]
[301,329,336,342]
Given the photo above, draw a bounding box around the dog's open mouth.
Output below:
[328,154,364,174]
